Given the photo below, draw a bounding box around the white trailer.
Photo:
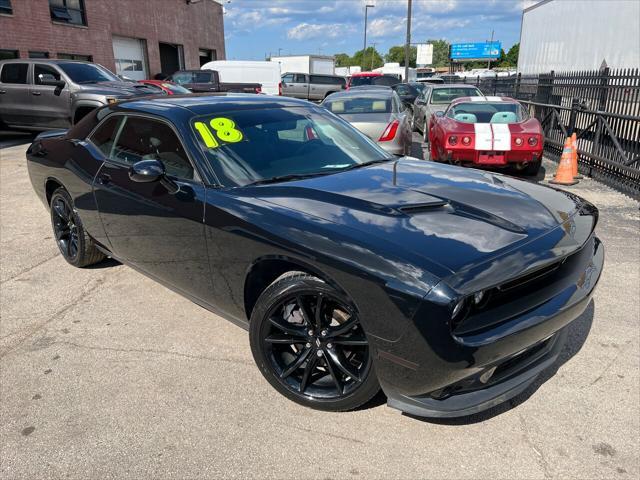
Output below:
[372,63,417,81]
[270,55,335,75]
[518,0,640,74]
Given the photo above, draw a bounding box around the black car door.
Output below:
[92,113,213,302]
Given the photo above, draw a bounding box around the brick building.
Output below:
[0,0,226,79]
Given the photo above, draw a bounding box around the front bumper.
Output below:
[375,233,604,418]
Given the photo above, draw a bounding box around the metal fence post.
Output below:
[515,72,521,99]
[493,74,497,95]
[568,97,580,136]
[598,66,610,111]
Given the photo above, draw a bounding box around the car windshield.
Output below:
[447,102,527,123]
[351,76,399,87]
[162,82,191,94]
[192,107,393,187]
[58,62,120,84]
[430,87,480,104]
[324,96,391,114]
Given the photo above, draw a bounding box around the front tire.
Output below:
[522,160,542,176]
[50,188,105,267]
[249,272,379,411]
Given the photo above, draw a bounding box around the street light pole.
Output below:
[487,29,494,70]
[363,4,374,54]
[404,0,412,81]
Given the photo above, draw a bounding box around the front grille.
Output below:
[497,260,563,293]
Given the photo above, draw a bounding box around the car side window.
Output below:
[89,115,124,158]
[0,63,29,84]
[112,116,195,180]
[294,74,306,83]
[282,74,294,83]
[394,84,410,96]
[34,64,62,85]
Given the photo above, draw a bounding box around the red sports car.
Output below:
[138,79,192,95]
[428,96,544,175]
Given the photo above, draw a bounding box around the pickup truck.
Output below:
[280,73,346,101]
[0,59,158,131]
[169,70,261,94]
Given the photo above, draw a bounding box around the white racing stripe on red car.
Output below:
[491,123,512,151]
[473,123,493,150]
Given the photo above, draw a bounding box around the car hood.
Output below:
[244,159,588,276]
[76,81,157,96]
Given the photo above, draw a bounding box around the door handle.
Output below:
[0,90,6,94]
[97,173,111,185]
[32,91,42,96]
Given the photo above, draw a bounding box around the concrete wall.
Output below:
[0,0,226,76]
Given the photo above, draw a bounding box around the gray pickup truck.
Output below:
[0,59,158,131]
[281,73,346,101]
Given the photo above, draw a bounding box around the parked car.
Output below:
[429,96,544,175]
[280,72,346,101]
[202,60,281,96]
[391,82,427,111]
[433,74,462,83]
[0,59,157,130]
[416,77,445,85]
[138,79,192,95]
[168,69,261,94]
[25,94,603,418]
[322,88,412,156]
[347,72,400,89]
[413,84,483,141]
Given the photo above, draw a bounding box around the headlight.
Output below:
[528,136,538,146]
[514,137,523,146]
[451,299,465,318]
[449,135,458,146]
[473,290,485,304]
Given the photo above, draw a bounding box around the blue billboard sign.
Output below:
[450,42,502,60]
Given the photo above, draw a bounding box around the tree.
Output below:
[385,45,417,67]
[427,39,450,68]
[334,53,352,67]
[351,47,384,70]
[501,43,519,67]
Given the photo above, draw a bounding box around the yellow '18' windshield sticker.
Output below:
[194,117,243,148]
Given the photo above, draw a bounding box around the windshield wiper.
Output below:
[338,157,395,172]
[245,171,333,186]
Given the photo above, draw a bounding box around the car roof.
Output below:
[112,93,316,117]
[0,58,92,65]
[431,83,480,89]
[323,89,395,100]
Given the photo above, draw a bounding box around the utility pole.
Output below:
[363,4,374,56]
[487,29,494,69]
[404,0,412,81]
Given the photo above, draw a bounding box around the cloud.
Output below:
[287,23,355,40]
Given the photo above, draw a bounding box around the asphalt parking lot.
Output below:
[1,132,638,479]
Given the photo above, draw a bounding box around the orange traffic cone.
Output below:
[570,133,583,179]
[550,137,579,186]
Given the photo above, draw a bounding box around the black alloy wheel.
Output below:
[250,273,379,411]
[50,188,104,267]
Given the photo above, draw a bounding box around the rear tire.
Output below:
[430,141,439,162]
[50,188,105,267]
[522,160,542,176]
[249,272,380,412]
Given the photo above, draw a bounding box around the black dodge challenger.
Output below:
[26,94,603,418]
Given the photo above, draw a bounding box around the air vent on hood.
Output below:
[398,201,449,215]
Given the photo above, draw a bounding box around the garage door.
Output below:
[112,36,148,81]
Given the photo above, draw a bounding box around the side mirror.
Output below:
[129,159,165,183]
[129,159,180,194]
[38,73,66,88]
[435,111,445,117]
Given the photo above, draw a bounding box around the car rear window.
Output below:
[430,87,482,104]
[447,102,528,123]
[350,75,399,87]
[324,97,391,114]
[1,63,29,84]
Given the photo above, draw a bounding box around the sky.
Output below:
[222,0,539,60]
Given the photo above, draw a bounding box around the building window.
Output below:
[199,49,217,67]
[0,0,12,15]
[49,0,86,26]
[29,51,50,59]
[0,49,19,61]
[57,53,92,61]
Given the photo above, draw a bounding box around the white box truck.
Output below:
[270,55,335,75]
[201,60,281,96]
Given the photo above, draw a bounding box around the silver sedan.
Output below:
[321,88,412,156]
[413,84,483,142]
